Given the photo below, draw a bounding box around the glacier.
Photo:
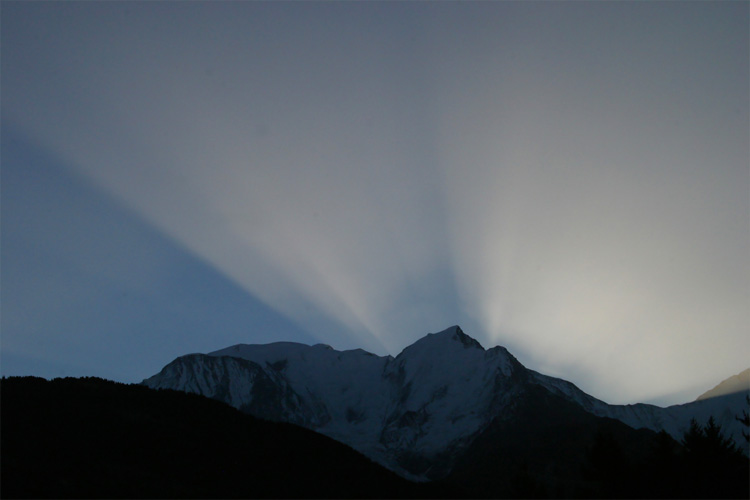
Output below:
[143,325,749,479]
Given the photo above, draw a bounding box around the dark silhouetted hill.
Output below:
[442,384,749,498]
[0,376,445,499]
[3,374,747,499]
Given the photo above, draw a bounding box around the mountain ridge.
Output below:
[696,367,750,401]
[143,325,749,479]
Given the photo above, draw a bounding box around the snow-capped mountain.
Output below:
[530,368,749,454]
[143,326,749,479]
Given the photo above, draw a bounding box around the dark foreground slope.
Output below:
[444,384,749,499]
[1,376,443,499]
[3,376,747,499]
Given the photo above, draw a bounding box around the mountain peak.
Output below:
[453,325,484,349]
[395,325,484,361]
[144,325,750,482]
[428,325,484,350]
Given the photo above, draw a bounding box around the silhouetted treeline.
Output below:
[439,384,750,498]
[673,417,749,498]
[578,419,748,499]
[1,376,747,499]
[737,394,750,443]
[0,376,438,499]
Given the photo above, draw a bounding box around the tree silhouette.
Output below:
[680,417,749,498]
[735,394,749,444]
[583,431,630,498]
[641,430,681,498]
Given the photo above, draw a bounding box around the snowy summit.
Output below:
[144,326,749,479]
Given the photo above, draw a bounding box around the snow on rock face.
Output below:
[142,353,321,426]
[380,326,520,456]
[209,340,393,435]
[144,326,527,478]
[530,369,750,455]
[143,325,750,477]
[143,354,263,408]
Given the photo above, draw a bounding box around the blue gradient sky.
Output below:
[2,1,748,406]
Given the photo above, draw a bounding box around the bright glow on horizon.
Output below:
[2,2,748,405]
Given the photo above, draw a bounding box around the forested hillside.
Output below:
[0,376,435,498]
[2,376,747,498]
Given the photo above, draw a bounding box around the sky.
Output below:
[1,1,748,407]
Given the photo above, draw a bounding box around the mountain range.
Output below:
[143,325,749,481]
[3,325,747,498]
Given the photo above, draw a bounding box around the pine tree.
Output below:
[584,431,628,498]
[681,416,749,498]
[681,418,706,456]
[735,394,749,443]
[703,416,740,455]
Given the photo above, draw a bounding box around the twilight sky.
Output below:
[2,1,748,406]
